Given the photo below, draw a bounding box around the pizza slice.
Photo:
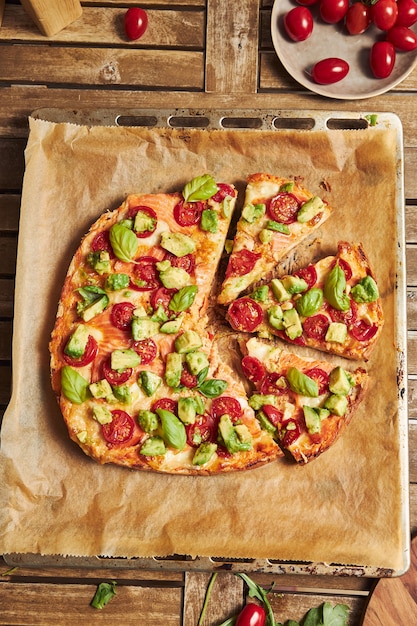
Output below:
[240,337,369,464]
[217,172,333,305]
[226,241,383,362]
[49,175,281,473]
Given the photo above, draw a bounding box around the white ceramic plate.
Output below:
[271,0,417,99]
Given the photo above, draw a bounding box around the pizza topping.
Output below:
[138,409,159,433]
[168,285,198,313]
[294,264,317,289]
[182,174,219,203]
[297,196,325,223]
[160,231,196,257]
[219,415,252,454]
[328,366,352,395]
[140,436,166,457]
[129,205,158,238]
[212,183,236,202]
[164,251,195,275]
[350,319,378,342]
[89,378,113,400]
[110,348,140,370]
[173,199,204,226]
[323,262,350,311]
[259,373,289,396]
[226,249,262,278]
[241,356,265,383]
[87,250,111,275]
[110,302,136,330]
[61,366,90,404]
[303,314,329,340]
[325,322,347,344]
[185,350,209,376]
[192,442,218,465]
[156,408,187,450]
[227,297,264,332]
[242,202,266,223]
[351,275,379,303]
[102,356,132,385]
[295,287,324,317]
[109,223,139,262]
[201,209,218,233]
[264,220,290,235]
[138,370,162,397]
[267,192,300,224]
[132,338,157,364]
[211,396,243,422]
[304,367,329,395]
[76,286,109,321]
[286,367,319,397]
[63,325,95,361]
[282,308,303,340]
[91,230,115,257]
[323,393,348,417]
[130,256,161,291]
[105,272,130,291]
[177,397,197,424]
[102,409,135,445]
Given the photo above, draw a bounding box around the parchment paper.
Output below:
[0,116,408,572]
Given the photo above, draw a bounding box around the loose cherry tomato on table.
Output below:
[283,6,314,41]
[371,0,399,30]
[124,7,148,41]
[386,25,417,50]
[345,1,372,34]
[311,57,349,84]
[370,41,396,78]
[319,0,349,23]
[235,603,266,626]
[395,0,417,26]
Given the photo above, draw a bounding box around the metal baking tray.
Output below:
[4,109,409,577]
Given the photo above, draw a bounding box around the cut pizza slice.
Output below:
[226,241,384,362]
[217,172,333,305]
[240,337,369,464]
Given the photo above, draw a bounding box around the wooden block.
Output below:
[19,0,82,37]
[0,0,5,27]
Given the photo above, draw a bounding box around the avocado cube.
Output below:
[271,278,291,302]
[329,366,352,396]
[64,325,90,359]
[174,330,203,354]
[185,350,209,375]
[283,308,303,340]
[324,393,348,417]
[140,436,166,457]
[297,196,324,223]
[89,378,113,399]
[139,371,162,397]
[281,275,308,294]
[165,352,183,388]
[178,397,197,425]
[325,322,347,344]
[303,405,321,434]
[80,295,108,322]
[159,266,190,289]
[138,410,159,433]
[160,231,196,257]
[111,349,141,370]
[132,317,160,341]
[92,404,113,424]
[267,304,284,330]
[192,442,217,466]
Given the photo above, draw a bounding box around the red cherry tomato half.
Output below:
[241,355,266,383]
[260,372,290,395]
[370,41,396,78]
[328,299,357,324]
[211,183,236,202]
[211,396,243,421]
[102,410,135,445]
[227,297,264,332]
[283,6,314,41]
[132,337,157,365]
[124,7,148,41]
[320,0,349,24]
[311,57,349,84]
[262,404,284,427]
[371,0,399,30]
[267,193,300,224]
[173,199,205,226]
[164,251,196,275]
[350,319,379,341]
[226,249,262,278]
[127,205,158,238]
[151,397,178,414]
[302,314,330,341]
[304,367,330,394]
[102,355,132,385]
[396,0,417,26]
[150,286,177,314]
[345,2,372,35]
[180,365,198,389]
[386,25,417,51]
[63,334,98,367]
[235,603,266,626]
[294,264,317,289]
[110,302,136,330]
[281,419,301,447]
[130,256,161,291]
[91,230,115,258]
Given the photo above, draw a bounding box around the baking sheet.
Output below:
[0,109,409,576]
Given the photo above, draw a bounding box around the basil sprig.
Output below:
[287,367,318,398]
[183,174,218,202]
[295,287,324,317]
[109,223,138,262]
[169,285,198,313]
[324,262,350,311]
[157,408,187,450]
[198,379,228,398]
[61,366,90,404]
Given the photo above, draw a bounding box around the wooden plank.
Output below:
[1,5,204,47]
[408,332,417,375]
[0,364,11,405]
[206,0,259,93]
[81,0,206,5]
[0,279,15,318]
[0,46,205,89]
[409,379,417,418]
[0,0,5,27]
[183,572,243,625]
[407,246,417,288]
[0,194,20,231]
[0,320,12,359]
[0,139,25,190]
[407,206,417,242]
[0,581,182,625]
[409,288,417,329]
[0,237,17,274]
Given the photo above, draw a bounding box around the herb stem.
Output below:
[197,572,218,626]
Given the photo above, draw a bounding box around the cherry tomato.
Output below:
[150,286,177,314]
[281,419,301,447]
[124,7,148,41]
[227,297,264,332]
[132,337,157,365]
[294,264,317,289]
[260,372,290,395]
[173,199,204,226]
[110,302,136,330]
[102,355,132,385]
[102,410,135,445]
[331,258,352,281]
[186,414,217,446]
[320,0,349,23]
[371,0,399,30]
[311,57,349,84]
[328,299,357,324]
[262,404,284,426]
[211,396,243,421]
[225,249,262,278]
[267,193,300,224]
[396,0,417,26]
[180,365,198,389]
[212,183,236,202]
[345,2,372,34]
[236,603,266,626]
[127,205,157,238]
[164,251,195,275]
[370,41,396,78]
[91,230,115,258]
[130,256,161,291]
[303,314,329,341]
[283,7,314,42]
[152,397,178,414]
[63,334,98,367]
[386,25,417,50]
[304,367,329,394]
[241,355,265,383]
[350,319,379,341]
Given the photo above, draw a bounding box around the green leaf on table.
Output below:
[90,580,117,609]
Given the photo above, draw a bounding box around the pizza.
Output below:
[226,241,383,362]
[240,337,369,464]
[217,172,333,306]
[50,173,381,474]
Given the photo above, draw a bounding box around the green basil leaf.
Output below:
[75,285,106,310]
[90,581,117,610]
[156,408,186,450]
[109,223,138,262]
[198,379,228,398]
[169,285,198,313]
[323,262,350,311]
[351,275,379,303]
[286,367,318,398]
[61,366,90,404]
[183,174,218,202]
[295,287,324,317]
[196,366,209,386]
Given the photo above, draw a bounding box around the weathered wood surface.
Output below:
[0,0,416,624]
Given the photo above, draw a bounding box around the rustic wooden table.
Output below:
[0,0,416,624]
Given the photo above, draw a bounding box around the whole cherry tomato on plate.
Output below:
[395,0,417,26]
[386,25,417,50]
[319,0,349,23]
[235,603,266,626]
[124,7,148,40]
[370,41,396,78]
[345,2,372,34]
[311,57,350,84]
[283,6,314,41]
[371,0,399,30]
